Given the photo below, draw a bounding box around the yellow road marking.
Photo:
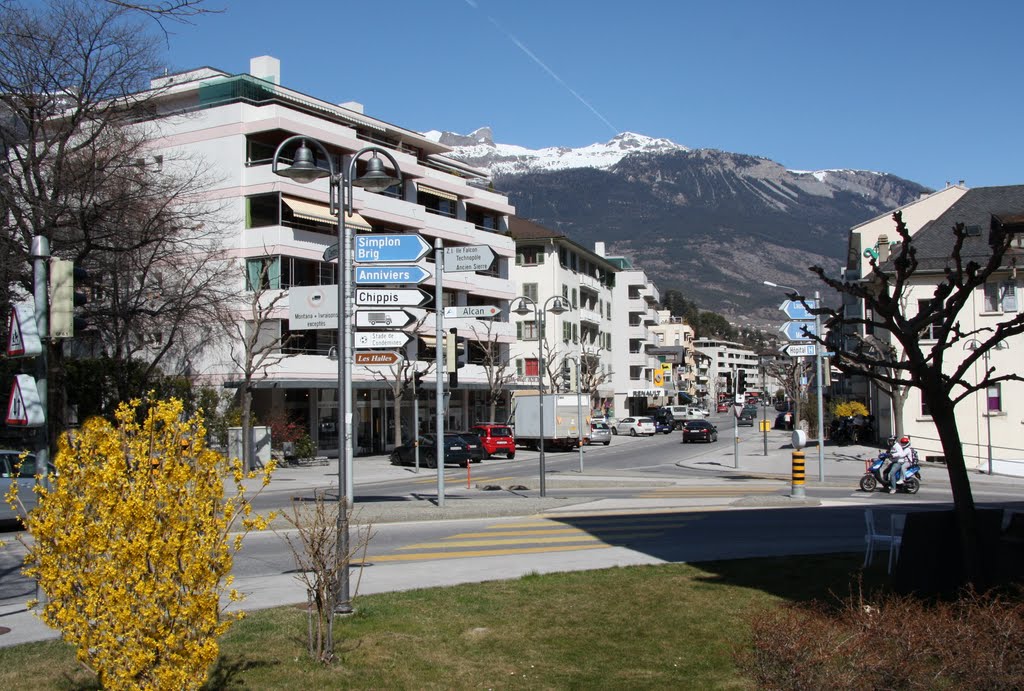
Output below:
[499,514,706,529]
[449,525,674,538]
[369,543,610,562]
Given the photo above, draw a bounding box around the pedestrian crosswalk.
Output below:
[368,514,703,563]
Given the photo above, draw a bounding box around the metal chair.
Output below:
[863,508,900,571]
[888,513,907,574]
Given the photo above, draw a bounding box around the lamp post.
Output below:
[764,281,825,483]
[965,339,1008,475]
[512,295,568,496]
[273,136,401,614]
[759,357,769,456]
[565,355,585,474]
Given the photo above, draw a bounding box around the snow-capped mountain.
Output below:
[422,127,687,176]
[423,127,931,322]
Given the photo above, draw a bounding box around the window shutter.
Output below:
[516,322,522,339]
[516,254,523,265]
[516,359,523,376]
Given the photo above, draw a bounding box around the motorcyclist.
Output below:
[888,435,914,494]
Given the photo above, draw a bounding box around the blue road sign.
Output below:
[780,320,817,341]
[354,234,430,263]
[779,299,818,321]
[354,265,430,285]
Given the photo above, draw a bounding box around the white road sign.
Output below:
[289,285,338,330]
[354,331,412,349]
[355,288,431,307]
[443,305,499,319]
[354,309,415,329]
[784,343,817,357]
[443,245,495,273]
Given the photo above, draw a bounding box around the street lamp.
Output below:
[273,136,401,614]
[964,339,1008,475]
[764,280,825,483]
[564,355,585,474]
[512,295,568,496]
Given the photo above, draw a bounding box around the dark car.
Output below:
[651,407,677,431]
[774,412,795,430]
[452,431,485,463]
[653,418,674,434]
[390,434,472,468]
[681,420,718,443]
[468,423,516,459]
[738,411,755,427]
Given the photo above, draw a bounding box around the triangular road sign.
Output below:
[6,374,44,427]
[7,302,42,357]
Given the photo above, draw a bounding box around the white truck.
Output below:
[512,393,583,451]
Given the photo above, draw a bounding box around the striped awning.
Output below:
[417,184,458,201]
[282,196,371,229]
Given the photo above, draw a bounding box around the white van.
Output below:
[665,405,704,421]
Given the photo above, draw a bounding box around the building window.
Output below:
[524,358,539,377]
[522,282,539,303]
[518,246,543,265]
[983,281,1018,313]
[517,321,538,340]
[917,299,941,340]
[920,397,930,417]
[246,257,281,291]
[987,384,1002,413]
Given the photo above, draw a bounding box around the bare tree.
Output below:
[219,260,297,471]
[469,319,516,423]
[578,342,613,414]
[810,210,1024,582]
[841,332,912,439]
[1,0,230,432]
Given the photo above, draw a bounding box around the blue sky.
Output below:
[160,0,1022,190]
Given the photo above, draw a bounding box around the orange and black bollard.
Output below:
[791,449,806,498]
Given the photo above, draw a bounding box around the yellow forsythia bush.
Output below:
[19,397,274,690]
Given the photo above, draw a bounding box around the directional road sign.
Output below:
[443,305,499,319]
[354,234,430,264]
[354,309,416,329]
[354,331,412,349]
[780,320,817,341]
[354,350,402,366]
[323,243,339,262]
[779,299,818,321]
[354,265,430,285]
[355,287,431,307]
[443,245,495,273]
[783,343,817,357]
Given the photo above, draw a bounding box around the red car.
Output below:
[716,403,729,413]
[468,423,516,459]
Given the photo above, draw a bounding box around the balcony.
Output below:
[579,307,603,325]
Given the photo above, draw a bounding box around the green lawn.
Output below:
[0,553,884,690]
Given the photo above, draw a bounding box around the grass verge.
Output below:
[0,553,882,690]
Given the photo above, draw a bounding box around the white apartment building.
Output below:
[147,56,517,455]
[506,218,618,416]
[693,339,760,403]
[600,246,663,416]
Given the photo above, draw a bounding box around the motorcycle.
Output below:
[859,449,921,494]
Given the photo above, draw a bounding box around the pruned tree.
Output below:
[219,259,297,471]
[840,332,912,438]
[809,209,1024,582]
[763,356,809,423]
[578,342,612,413]
[469,319,516,423]
[1,0,230,436]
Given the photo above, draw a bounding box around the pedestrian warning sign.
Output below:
[6,374,44,427]
[6,303,42,357]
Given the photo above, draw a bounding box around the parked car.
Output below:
[586,421,612,445]
[468,423,516,460]
[613,416,656,436]
[738,411,755,427]
[681,420,718,443]
[0,450,49,522]
[451,431,485,463]
[653,418,674,434]
[716,403,729,413]
[390,434,472,468]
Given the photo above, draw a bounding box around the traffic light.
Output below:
[445,328,466,388]
[49,258,88,338]
[737,369,747,395]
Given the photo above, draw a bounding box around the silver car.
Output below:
[0,450,39,522]
[587,421,612,446]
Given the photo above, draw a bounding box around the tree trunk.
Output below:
[393,393,402,449]
[930,399,982,585]
[241,385,253,472]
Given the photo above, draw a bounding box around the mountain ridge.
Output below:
[430,128,931,325]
